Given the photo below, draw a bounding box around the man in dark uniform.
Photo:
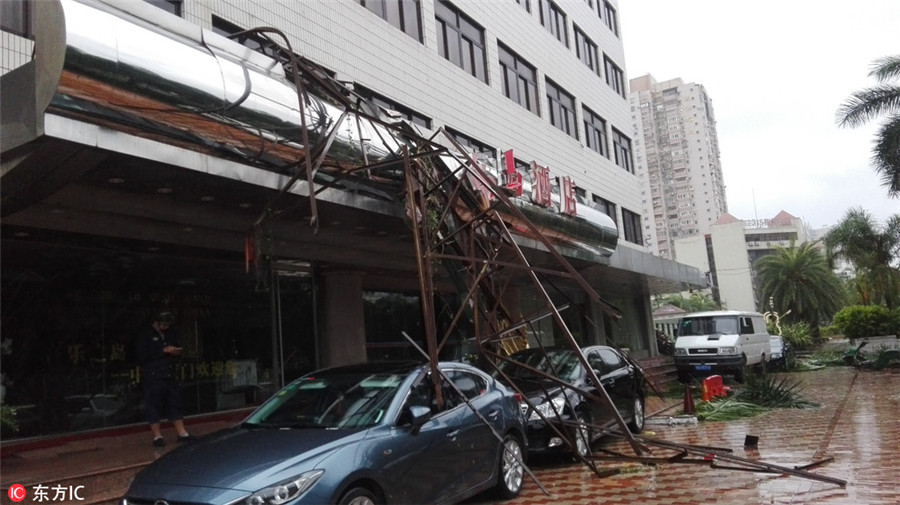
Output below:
[135,310,195,446]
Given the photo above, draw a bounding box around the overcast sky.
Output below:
[617,0,899,230]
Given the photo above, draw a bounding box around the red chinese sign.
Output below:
[503,150,522,196]
[530,162,551,207]
[560,176,577,216]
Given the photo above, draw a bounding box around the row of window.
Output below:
[534,0,624,98]
[521,0,619,39]
[363,1,634,174]
[363,1,626,97]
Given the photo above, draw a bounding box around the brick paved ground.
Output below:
[471,367,900,505]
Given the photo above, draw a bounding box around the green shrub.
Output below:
[736,375,818,408]
[818,324,842,337]
[832,305,899,342]
[780,322,815,350]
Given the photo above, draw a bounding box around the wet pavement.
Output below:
[1,366,897,505]
[474,367,900,505]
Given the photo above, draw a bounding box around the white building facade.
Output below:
[675,211,811,312]
[629,74,728,260]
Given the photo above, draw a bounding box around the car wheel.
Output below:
[338,487,379,505]
[571,411,593,458]
[627,395,645,434]
[494,435,525,499]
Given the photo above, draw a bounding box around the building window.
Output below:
[514,0,531,12]
[498,43,539,115]
[583,107,608,157]
[539,0,568,47]
[435,0,487,83]
[602,1,618,36]
[353,85,432,128]
[546,79,577,139]
[359,0,422,41]
[212,17,337,81]
[515,158,530,172]
[573,25,599,76]
[622,208,643,245]
[1,0,33,38]
[143,0,182,16]
[447,128,495,160]
[592,195,616,217]
[612,128,633,173]
[603,55,626,97]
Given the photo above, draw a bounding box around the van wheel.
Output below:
[734,358,748,383]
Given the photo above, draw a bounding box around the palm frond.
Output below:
[871,114,900,196]
[837,85,900,128]
[869,55,900,82]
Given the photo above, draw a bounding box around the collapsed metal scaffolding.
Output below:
[243,30,847,492]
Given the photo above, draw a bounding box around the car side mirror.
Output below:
[407,405,432,434]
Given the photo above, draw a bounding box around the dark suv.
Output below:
[494,346,645,457]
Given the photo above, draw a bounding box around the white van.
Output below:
[673,310,771,383]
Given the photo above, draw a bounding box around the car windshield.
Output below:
[244,372,406,429]
[497,350,582,382]
[678,316,738,337]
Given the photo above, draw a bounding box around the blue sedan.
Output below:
[121,361,527,505]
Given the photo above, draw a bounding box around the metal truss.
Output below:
[248,34,847,490]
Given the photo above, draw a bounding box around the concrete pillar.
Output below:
[320,271,366,367]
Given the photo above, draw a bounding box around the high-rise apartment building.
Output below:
[629,74,727,259]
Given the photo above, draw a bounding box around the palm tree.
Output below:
[755,242,845,329]
[836,55,900,197]
[824,207,900,308]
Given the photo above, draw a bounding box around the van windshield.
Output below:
[678,316,738,337]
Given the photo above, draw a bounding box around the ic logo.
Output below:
[8,484,26,503]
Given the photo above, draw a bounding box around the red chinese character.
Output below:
[560,176,577,216]
[530,163,551,207]
[503,150,522,196]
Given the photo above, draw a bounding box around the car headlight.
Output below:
[719,347,738,355]
[245,470,325,505]
[530,396,567,421]
[674,348,687,356]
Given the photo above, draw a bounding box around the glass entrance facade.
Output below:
[0,232,317,440]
